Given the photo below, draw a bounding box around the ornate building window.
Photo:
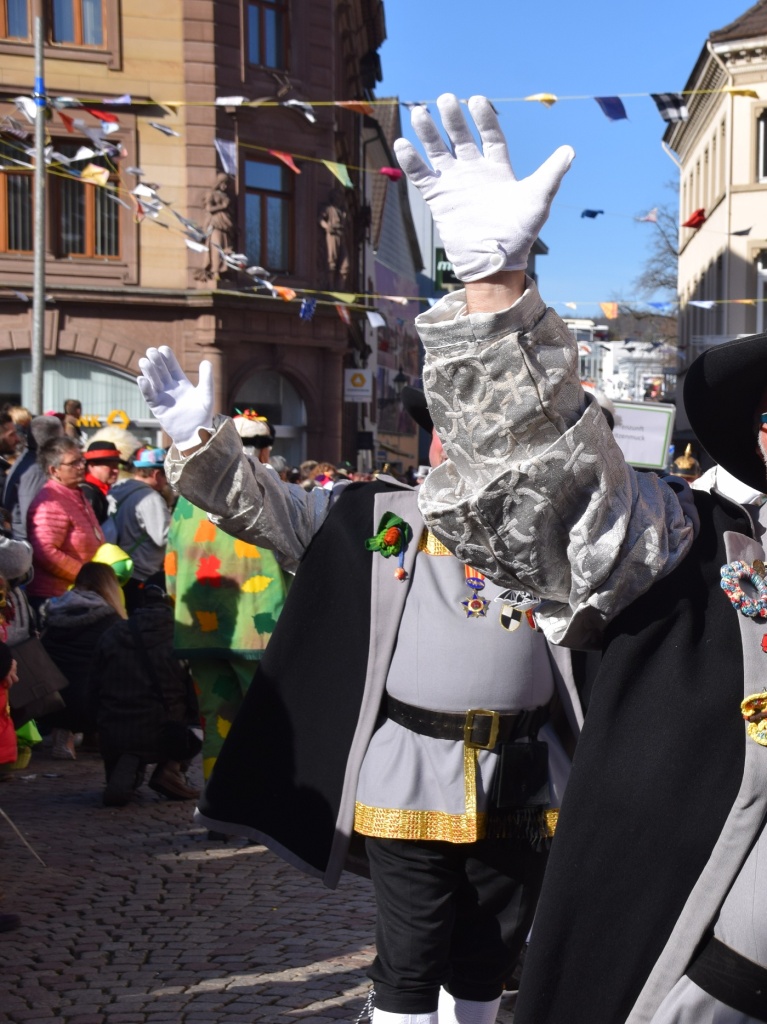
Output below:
[54,144,119,258]
[0,0,29,38]
[758,111,767,183]
[50,0,104,47]
[0,141,33,253]
[246,0,287,69]
[244,157,292,272]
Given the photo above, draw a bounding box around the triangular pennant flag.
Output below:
[581,209,604,219]
[382,295,408,305]
[215,96,249,106]
[269,149,301,174]
[72,146,97,161]
[0,115,29,139]
[335,303,352,325]
[366,311,386,328]
[105,94,131,105]
[402,102,426,111]
[335,100,375,117]
[104,192,133,210]
[731,227,752,236]
[299,298,317,321]
[328,291,356,303]
[595,97,628,121]
[651,93,689,124]
[564,302,578,310]
[647,301,673,310]
[273,286,297,302]
[79,163,111,186]
[322,160,353,188]
[524,93,558,108]
[84,107,119,123]
[682,208,706,229]
[688,300,716,310]
[58,111,75,133]
[214,137,237,176]
[578,343,592,355]
[282,99,317,124]
[724,87,759,98]
[638,208,658,223]
[600,302,619,320]
[379,166,403,181]
[149,121,181,137]
[733,299,756,306]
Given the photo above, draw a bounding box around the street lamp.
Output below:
[378,366,408,407]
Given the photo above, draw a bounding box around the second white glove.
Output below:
[394,93,574,282]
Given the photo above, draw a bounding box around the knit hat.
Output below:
[84,440,121,464]
[0,641,12,682]
[91,543,134,586]
[132,446,166,468]
[232,411,275,449]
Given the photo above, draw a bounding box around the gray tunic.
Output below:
[356,543,556,819]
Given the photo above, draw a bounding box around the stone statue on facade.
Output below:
[318,187,350,289]
[195,173,235,283]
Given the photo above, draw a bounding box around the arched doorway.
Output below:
[231,370,307,466]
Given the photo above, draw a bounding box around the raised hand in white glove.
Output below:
[394,93,574,282]
[137,346,214,451]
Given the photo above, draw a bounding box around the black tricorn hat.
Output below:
[401,385,433,434]
[684,331,767,492]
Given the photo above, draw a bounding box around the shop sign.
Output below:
[106,409,130,429]
[344,369,372,402]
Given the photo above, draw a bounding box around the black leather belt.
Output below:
[686,935,767,1021]
[383,694,548,751]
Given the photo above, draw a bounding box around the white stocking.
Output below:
[437,988,502,1024]
[372,1009,438,1023]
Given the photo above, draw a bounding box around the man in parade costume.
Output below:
[396,93,767,1023]
[137,349,581,1023]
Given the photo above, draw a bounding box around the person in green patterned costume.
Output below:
[165,414,289,778]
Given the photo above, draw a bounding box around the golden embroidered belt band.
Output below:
[383,694,549,751]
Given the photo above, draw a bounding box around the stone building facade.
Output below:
[0,0,388,465]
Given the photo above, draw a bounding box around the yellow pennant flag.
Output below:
[724,87,759,98]
[600,302,619,320]
[328,291,357,303]
[525,93,558,108]
[733,298,756,306]
[322,160,353,188]
[79,163,110,186]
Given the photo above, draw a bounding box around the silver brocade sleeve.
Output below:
[415,283,695,648]
[165,415,333,573]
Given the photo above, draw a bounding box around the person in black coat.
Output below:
[40,562,125,759]
[88,584,201,807]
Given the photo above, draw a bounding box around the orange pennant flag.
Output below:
[269,149,301,174]
[335,100,375,117]
[600,302,619,320]
[273,286,297,302]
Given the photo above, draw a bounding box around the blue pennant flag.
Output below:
[299,298,317,321]
[595,97,628,121]
[581,209,604,219]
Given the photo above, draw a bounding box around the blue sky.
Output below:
[379,0,749,318]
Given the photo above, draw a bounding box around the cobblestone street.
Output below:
[1,750,517,1023]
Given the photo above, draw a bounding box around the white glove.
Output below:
[394,93,574,282]
[137,346,214,451]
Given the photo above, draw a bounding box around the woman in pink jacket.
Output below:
[27,438,104,606]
